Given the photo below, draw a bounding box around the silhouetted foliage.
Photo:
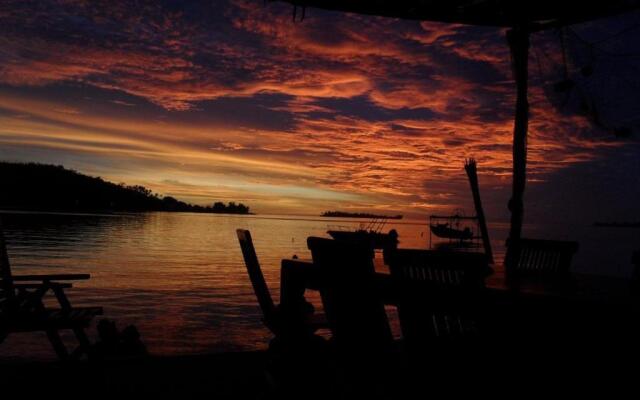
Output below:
[212,201,226,212]
[0,162,252,214]
[225,202,250,214]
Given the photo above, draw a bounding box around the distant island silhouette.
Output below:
[593,221,640,228]
[321,211,403,219]
[0,162,252,215]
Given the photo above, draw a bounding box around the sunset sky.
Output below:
[1,1,638,221]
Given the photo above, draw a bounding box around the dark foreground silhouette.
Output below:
[0,162,252,214]
[0,219,103,359]
[0,230,638,398]
[235,229,640,398]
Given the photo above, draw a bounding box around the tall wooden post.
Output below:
[465,159,494,264]
[506,27,530,253]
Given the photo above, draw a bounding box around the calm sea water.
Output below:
[1,211,638,361]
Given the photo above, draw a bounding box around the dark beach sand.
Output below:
[1,345,638,398]
[0,351,269,398]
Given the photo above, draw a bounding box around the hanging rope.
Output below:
[532,22,640,137]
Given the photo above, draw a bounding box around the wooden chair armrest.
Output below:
[11,274,91,282]
[14,282,73,289]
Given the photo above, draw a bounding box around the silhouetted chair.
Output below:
[505,238,579,279]
[236,229,326,344]
[307,237,393,355]
[0,220,103,360]
[237,230,335,398]
[388,249,491,353]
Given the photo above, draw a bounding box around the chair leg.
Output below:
[46,329,69,360]
[71,327,92,359]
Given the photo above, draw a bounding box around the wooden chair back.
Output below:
[389,249,490,287]
[307,237,392,353]
[236,229,277,330]
[505,238,579,278]
[388,249,490,344]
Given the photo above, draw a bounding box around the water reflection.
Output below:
[1,211,636,361]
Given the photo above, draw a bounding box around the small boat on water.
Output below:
[428,213,479,247]
[327,217,398,249]
[593,221,640,228]
[429,223,473,240]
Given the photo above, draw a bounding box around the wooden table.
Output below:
[281,257,640,338]
[282,257,636,304]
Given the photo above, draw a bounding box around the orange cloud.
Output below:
[0,0,629,217]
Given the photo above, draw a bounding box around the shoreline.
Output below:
[0,208,253,217]
[0,209,433,226]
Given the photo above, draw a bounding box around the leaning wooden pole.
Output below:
[506,27,530,258]
[465,159,493,264]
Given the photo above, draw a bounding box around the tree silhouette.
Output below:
[0,162,252,215]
